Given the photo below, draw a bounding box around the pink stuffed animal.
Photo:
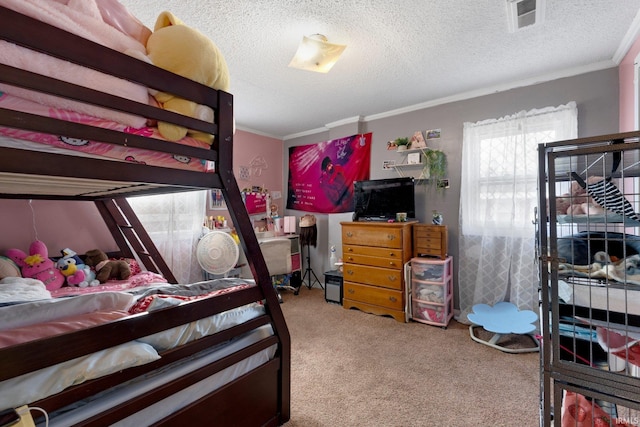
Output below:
[6,241,65,291]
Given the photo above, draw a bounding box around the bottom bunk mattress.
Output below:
[0,279,269,413]
[42,324,276,427]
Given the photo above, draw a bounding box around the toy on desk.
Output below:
[270,203,279,218]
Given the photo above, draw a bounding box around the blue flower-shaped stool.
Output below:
[468,302,540,353]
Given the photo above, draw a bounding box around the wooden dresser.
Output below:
[413,224,448,259]
[340,221,415,322]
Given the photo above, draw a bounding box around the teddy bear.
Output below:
[6,240,65,291]
[139,11,230,144]
[84,249,132,283]
[56,248,99,287]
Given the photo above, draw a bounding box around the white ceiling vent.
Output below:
[507,0,545,32]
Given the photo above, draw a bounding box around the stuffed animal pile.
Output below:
[4,242,134,289]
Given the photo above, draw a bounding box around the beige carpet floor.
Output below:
[279,287,540,427]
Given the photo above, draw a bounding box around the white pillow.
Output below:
[0,341,160,409]
[0,277,50,303]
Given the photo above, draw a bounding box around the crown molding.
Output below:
[613,9,640,64]
[235,125,281,139]
[325,116,363,128]
[281,61,617,140]
[364,61,616,123]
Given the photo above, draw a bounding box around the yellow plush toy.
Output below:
[146,11,230,143]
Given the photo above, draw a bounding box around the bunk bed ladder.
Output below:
[94,198,177,283]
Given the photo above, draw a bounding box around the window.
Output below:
[461,102,578,237]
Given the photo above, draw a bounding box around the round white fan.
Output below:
[196,231,239,275]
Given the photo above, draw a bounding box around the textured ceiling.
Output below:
[120,1,640,139]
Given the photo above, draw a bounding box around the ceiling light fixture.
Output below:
[288,34,346,73]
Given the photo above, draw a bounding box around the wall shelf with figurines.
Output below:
[386,130,447,187]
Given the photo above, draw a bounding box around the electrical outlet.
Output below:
[271,191,282,200]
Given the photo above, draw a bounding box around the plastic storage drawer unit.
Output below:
[409,256,453,327]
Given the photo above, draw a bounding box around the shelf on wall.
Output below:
[392,148,429,179]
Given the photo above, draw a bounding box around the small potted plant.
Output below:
[394,137,410,152]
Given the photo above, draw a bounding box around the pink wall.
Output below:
[620,36,640,131]
[1,130,284,257]
[206,129,284,224]
[0,200,117,256]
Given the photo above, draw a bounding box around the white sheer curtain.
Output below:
[457,102,577,323]
[128,191,207,284]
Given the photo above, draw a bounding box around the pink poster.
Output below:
[243,191,268,215]
[287,133,371,213]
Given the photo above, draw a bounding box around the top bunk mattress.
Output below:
[0,91,214,173]
[0,0,229,179]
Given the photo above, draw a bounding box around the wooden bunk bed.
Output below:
[0,4,290,426]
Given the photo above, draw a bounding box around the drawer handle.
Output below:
[347,247,353,252]
[348,288,355,294]
[389,296,397,303]
[346,269,354,276]
[388,275,397,281]
[386,234,395,241]
[347,256,353,261]
[389,262,396,267]
[389,252,395,257]
[346,232,354,237]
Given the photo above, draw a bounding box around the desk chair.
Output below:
[259,238,297,303]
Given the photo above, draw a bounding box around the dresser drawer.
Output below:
[342,245,403,268]
[342,253,404,269]
[343,281,404,311]
[342,263,403,289]
[342,225,403,249]
[413,227,443,239]
[413,237,442,251]
[343,244,403,259]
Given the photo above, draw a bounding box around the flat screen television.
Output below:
[352,177,415,221]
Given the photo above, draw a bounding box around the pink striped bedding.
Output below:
[0,91,215,172]
[49,271,168,297]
